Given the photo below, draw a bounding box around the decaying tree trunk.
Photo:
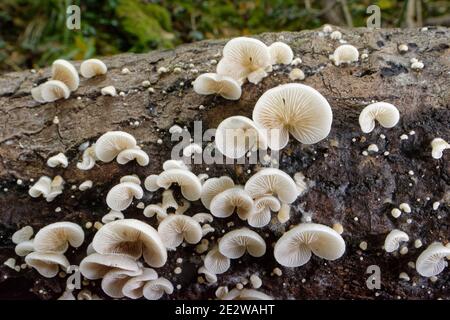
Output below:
[0,27,449,300]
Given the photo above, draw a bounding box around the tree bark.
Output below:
[0,27,449,300]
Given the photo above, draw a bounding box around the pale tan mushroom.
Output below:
[142,277,174,300]
[192,213,214,224]
[157,215,203,249]
[431,138,450,159]
[77,145,97,170]
[80,58,107,78]
[106,182,144,211]
[157,169,202,201]
[219,228,266,259]
[248,195,281,228]
[94,131,137,163]
[116,148,150,166]
[25,252,69,278]
[384,229,409,253]
[144,174,160,192]
[268,42,294,65]
[33,221,84,254]
[210,187,254,220]
[198,266,218,283]
[143,204,167,221]
[28,176,52,198]
[12,226,34,244]
[161,190,178,211]
[120,174,141,185]
[40,80,70,102]
[122,268,158,299]
[51,59,79,91]
[15,240,35,257]
[193,73,242,100]
[416,242,450,277]
[47,153,68,168]
[162,159,189,171]
[101,210,125,224]
[201,176,235,209]
[204,247,231,274]
[101,268,143,298]
[359,102,400,133]
[79,253,140,280]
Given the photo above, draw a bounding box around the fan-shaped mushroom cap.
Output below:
[122,268,158,299]
[269,42,294,65]
[192,213,214,224]
[222,288,273,300]
[217,37,271,84]
[210,187,254,220]
[29,176,52,198]
[161,190,178,211]
[157,215,203,249]
[77,145,97,170]
[34,221,84,254]
[193,73,242,100]
[183,143,203,157]
[359,102,400,133]
[95,131,137,163]
[244,168,298,204]
[79,253,140,280]
[162,159,189,171]
[51,59,79,91]
[106,182,144,211]
[332,44,359,66]
[101,210,124,224]
[40,80,70,102]
[219,228,266,259]
[143,204,167,221]
[116,148,149,166]
[248,195,281,228]
[144,174,160,192]
[215,116,268,159]
[101,268,143,298]
[142,277,174,300]
[274,223,346,267]
[92,219,167,268]
[15,240,35,257]
[80,59,107,78]
[205,247,231,274]
[416,242,450,277]
[47,153,68,168]
[157,169,202,201]
[25,252,69,278]
[384,229,409,253]
[253,83,333,150]
[176,199,191,215]
[431,138,450,159]
[201,176,235,209]
[198,266,218,283]
[120,174,141,185]
[31,86,45,103]
[12,226,34,244]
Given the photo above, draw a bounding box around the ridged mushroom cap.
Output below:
[116,148,149,166]
[25,252,69,278]
[31,86,45,103]
[157,169,202,201]
[332,44,359,66]
[40,80,70,102]
[248,195,281,228]
[143,204,167,221]
[210,187,254,220]
[80,59,107,78]
[193,73,242,100]
[219,228,266,259]
[12,226,34,244]
[15,240,35,257]
[431,138,450,159]
[95,131,137,163]
[162,159,189,171]
[144,174,160,192]
[157,215,203,249]
[28,176,52,198]
[274,223,346,267]
[253,83,333,150]
[142,277,174,300]
[92,219,167,268]
[416,242,450,277]
[34,221,84,254]
[192,213,214,224]
[47,153,68,168]
[79,253,140,280]
[122,268,158,299]
[244,168,298,204]
[51,59,79,91]
[359,102,400,133]
[101,268,143,298]
[268,42,294,65]
[204,247,231,274]
[201,176,235,209]
[101,210,125,224]
[198,265,218,283]
[106,182,144,211]
[120,174,141,185]
[384,229,409,253]
[77,145,97,170]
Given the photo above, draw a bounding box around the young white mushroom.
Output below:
[183,143,203,157]
[116,148,150,166]
[80,58,107,78]
[15,240,35,257]
[399,203,411,213]
[244,168,298,204]
[332,44,359,66]
[142,277,174,300]
[40,80,70,102]
[157,215,203,249]
[217,37,271,84]
[106,182,144,211]
[277,203,291,223]
[192,213,214,224]
[95,131,137,163]
[274,223,346,267]
[101,268,143,298]
[415,242,450,277]
[248,195,281,228]
[33,221,84,254]
[47,153,68,168]
[162,159,189,171]
[157,169,202,201]
[144,174,160,192]
[268,42,294,65]
[28,176,52,198]
[204,247,231,274]
[431,138,450,159]
[12,226,34,244]
[143,204,167,221]
[101,86,117,97]
[92,219,167,268]
[193,73,242,100]
[384,229,409,253]
[45,175,65,202]
[79,180,93,191]
[77,145,97,170]
[31,86,46,103]
[25,252,69,278]
[209,187,254,220]
[101,210,125,224]
[51,59,79,91]
[198,266,218,284]
[252,83,333,150]
[359,102,400,133]
[79,253,140,280]
[289,68,305,81]
[215,116,268,159]
[201,176,235,209]
[122,268,159,299]
[330,31,342,40]
[120,174,141,185]
[218,228,266,259]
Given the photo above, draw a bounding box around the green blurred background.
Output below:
[0,0,449,73]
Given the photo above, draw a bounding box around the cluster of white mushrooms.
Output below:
[8,28,449,300]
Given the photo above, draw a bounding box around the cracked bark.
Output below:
[0,27,449,300]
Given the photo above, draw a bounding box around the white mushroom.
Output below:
[384,229,409,253]
[47,153,69,168]
[161,189,178,211]
[217,37,271,84]
[244,168,298,204]
[80,59,107,78]
[33,221,84,254]
[330,31,342,40]
[79,180,93,191]
[268,42,294,65]
[77,145,97,170]
[95,131,137,163]
[157,215,203,249]
[204,247,230,274]
[40,80,70,102]
[101,210,125,224]
[31,86,45,103]
[416,242,450,277]
[198,266,218,283]
[106,182,144,211]
[210,187,254,220]
[142,277,174,300]
[274,223,346,267]
[332,44,359,66]
[200,176,235,209]
[101,268,143,298]
[29,176,52,198]
[222,288,272,300]
[193,73,242,100]
[120,174,141,185]
[248,195,281,228]
[175,199,191,215]
[144,174,160,192]
[215,116,268,159]
[25,252,69,278]
[162,159,189,171]
[101,86,117,97]
[277,203,291,223]
[15,240,35,257]
[116,148,150,166]
[252,83,333,150]
[51,59,79,91]
[122,268,159,299]
[218,228,266,259]
[192,213,214,224]
[359,102,400,133]
[183,143,203,157]
[157,169,202,201]
[79,253,140,280]
[431,138,450,159]
[45,175,65,202]
[143,204,167,221]
[92,219,167,268]
[12,226,34,244]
